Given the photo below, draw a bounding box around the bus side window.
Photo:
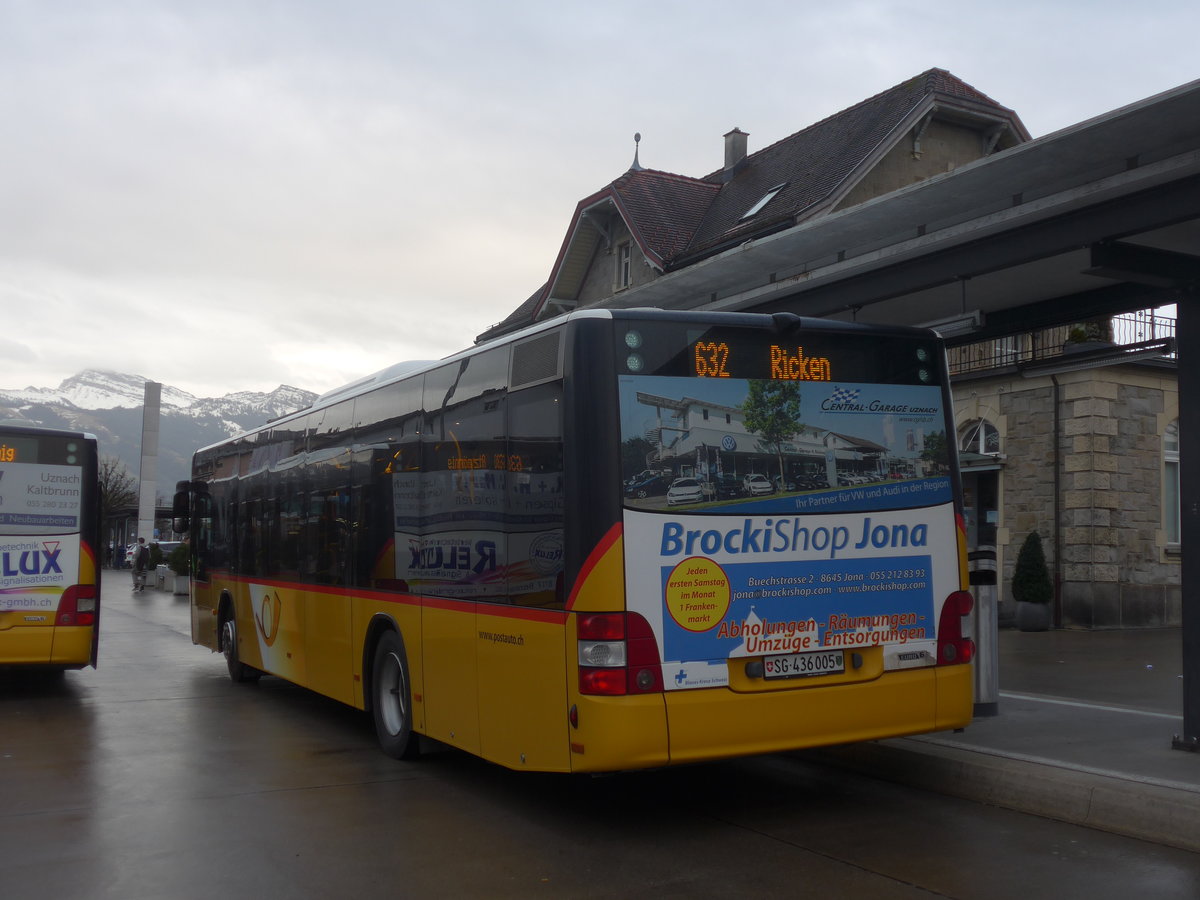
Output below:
[421,350,509,601]
[307,401,354,586]
[507,382,565,608]
[351,379,424,591]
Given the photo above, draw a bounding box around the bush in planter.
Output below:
[167,544,191,577]
[1065,318,1114,346]
[1012,531,1052,630]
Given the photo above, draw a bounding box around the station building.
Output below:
[478,68,1188,628]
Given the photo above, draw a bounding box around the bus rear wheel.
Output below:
[372,630,418,760]
[221,614,260,683]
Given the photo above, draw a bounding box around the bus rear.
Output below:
[0,424,100,670]
[566,312,973,771]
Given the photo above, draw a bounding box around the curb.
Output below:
[802,738,1200,854]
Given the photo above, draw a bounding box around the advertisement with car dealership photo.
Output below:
[618,374,952,515]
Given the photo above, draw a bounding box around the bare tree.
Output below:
[99,455,138,522]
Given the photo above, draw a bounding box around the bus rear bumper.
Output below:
[51,626,96,666]
[566,665,972,772]
[664,664,973,766]
[0,626,93,668]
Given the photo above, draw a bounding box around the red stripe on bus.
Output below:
[566,522,623,611]
[197,570,565,622]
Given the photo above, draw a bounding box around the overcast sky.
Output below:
[2,1,1197,399]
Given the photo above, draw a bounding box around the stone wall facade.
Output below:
[954,363,1179,629]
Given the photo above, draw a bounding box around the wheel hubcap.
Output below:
[378,651,407,735]
[222,619,236,664]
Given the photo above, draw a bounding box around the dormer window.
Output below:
[741,183,786,220]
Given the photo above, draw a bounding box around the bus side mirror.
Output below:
[172,481,191,534]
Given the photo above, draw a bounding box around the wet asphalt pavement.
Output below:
[3,577,1200,899]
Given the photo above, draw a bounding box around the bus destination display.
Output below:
[693,341,832,381]
[0,437,37,463]
[620,324,939,387]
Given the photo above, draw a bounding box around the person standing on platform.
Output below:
[131,537,150,592]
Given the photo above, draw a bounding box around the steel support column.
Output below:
[1175,286,1198,751]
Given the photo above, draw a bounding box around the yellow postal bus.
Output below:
[174,309,974,771]
[0,422,101,670]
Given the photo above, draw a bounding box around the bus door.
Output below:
[186,483,220,649]
[304,485,354,705]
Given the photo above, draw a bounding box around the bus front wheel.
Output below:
[372,630,418,760]
[221,614,260,683]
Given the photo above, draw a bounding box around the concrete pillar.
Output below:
[136,381,161,542]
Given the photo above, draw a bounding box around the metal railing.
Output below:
[948,311,1176,377]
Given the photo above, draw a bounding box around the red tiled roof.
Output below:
[480,69,1027,341]
[609,169,720,265]
[684,68,1024,256]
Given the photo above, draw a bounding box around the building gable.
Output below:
[479,68,1028,343]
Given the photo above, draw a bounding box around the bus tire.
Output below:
[372,630,418,760]
[221,613,260,683]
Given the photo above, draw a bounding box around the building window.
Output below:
[617,242,632,289]
[1165,419,1180,545]
[958,418,1000,455]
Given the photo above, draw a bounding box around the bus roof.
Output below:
[198,308,939,455]
[0,419,98,442]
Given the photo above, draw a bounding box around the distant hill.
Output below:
[0,369,317,495]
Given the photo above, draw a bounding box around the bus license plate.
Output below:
[763,650,844,680]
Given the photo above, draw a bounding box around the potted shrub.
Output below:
[1012,531,1052,632]
[1063,317,1114,353]
[167,543,191,595]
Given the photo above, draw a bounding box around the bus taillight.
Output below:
[937,590,975,666]
[56,585,97,627]
[577,612,664,695]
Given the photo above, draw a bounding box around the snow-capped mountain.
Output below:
[3,369,199,411]
[0,370,318,494]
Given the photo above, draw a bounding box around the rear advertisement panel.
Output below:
[1,459,83,613]
[0,537,80,614]
[623,504,957,689]
[616,326,957,690]
[0,461,83,535]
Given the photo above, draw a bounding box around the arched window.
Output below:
[1165,419,1180,546]
[958,418,1000,456]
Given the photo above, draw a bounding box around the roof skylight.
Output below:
[740,183,786,220]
